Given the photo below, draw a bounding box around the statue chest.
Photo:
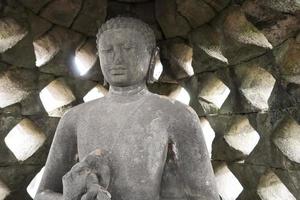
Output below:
[76,103,169,198]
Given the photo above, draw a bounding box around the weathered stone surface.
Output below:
[4,118,46,161]
[74,39,98,76]
[38,26,83,76]
[213,162,244,200]
[33,32,60,67]
[223,7,272,49]
[224,116,260,156]
[19,0,51,13]
[273,115,300,163]
[72,0,107,36]
[273,39,300,84]
[160,38,194,79]
[0,179,10,200]
[202,0,230,11]
[234,64,276,111]
[0,68,37,108]
[176,0,215,28]
[0,17,28,53]
[40,0,82,27]
[21,92,44,115]
[259,0,300,13]
[155,0,191,38]
[39,79,76,117]
[189,25,228,73]
[36,18,219,200]
[0,115,23,164]
[257,170,296,200]
[27,12,52,39]
[197,73,230,112]
[261,15,300,46]
[1,33,36,69]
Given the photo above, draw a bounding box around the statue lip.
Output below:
[110,67,127,75]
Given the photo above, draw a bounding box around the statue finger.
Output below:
[86,173,99,188]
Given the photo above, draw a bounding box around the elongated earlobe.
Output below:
[147,47,160,84]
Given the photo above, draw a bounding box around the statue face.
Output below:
[98,28,151,87]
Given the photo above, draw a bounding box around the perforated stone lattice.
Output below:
[0,0,300,199]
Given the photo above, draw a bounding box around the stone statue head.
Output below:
[96,17,157,87]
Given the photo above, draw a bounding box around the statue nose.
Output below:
[113,46,123,64]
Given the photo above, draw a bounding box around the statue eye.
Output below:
[101,48,113,53]
[123,44,134,50]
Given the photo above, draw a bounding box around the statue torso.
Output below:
[75,91,174,200]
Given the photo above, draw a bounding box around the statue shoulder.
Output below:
[148,93,199,123]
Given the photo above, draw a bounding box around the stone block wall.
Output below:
[0,0,299,199]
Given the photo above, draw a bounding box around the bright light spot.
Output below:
[257,170,296,200]
[199,117,215,158]
[4,119,46,161]
[224,116,260,156]
[39,79,75,115]
[185,58,194,76]
[0,180,10,200]
[273,116,300,163]
[83,85,108,102]
[169,86,190,105]
[74,41,97,76]
[199,74,230,109]
[27,167,45,199]
[214,162,243,200]
[153,59,163,81]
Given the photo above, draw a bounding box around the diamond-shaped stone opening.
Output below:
[27,166,45,199]
[198,74,230,109]
[74,40,97,76]
[169,86,190,105]
[0,180,10,200]
[39,79,75,117]
[83,84,108,103]
[224,116,260,156]
[4,118,46,161]
[273,115,300,163]
[0,17,28,53]
[235,66,276,110]
[257,170,296,200]
[214,162,243,200]
[33,33,60,67]
[199,117,215,158]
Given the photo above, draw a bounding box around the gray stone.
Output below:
[189,25,228,73]
[72,0,107,36]
[0,68,38,108]
[19,0,51,13]
[35,17,219,200]
[155,0,191,38]
[160,38,194,79]
[27,12,52,40]
[176,0,215,28]
[1,33,36,68]
[40,0,82,27]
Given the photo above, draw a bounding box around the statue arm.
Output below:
[35,111,78,200]
[170,108,219,200]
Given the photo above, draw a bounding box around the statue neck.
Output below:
[108,82,148,97]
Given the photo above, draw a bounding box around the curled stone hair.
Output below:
[96,17,156,52]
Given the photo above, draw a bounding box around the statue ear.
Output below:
[147,47,160,84]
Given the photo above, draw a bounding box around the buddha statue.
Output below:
[35,17,219,200]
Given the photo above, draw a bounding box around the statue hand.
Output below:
[80,173,111,200]
[62,162,90,200]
